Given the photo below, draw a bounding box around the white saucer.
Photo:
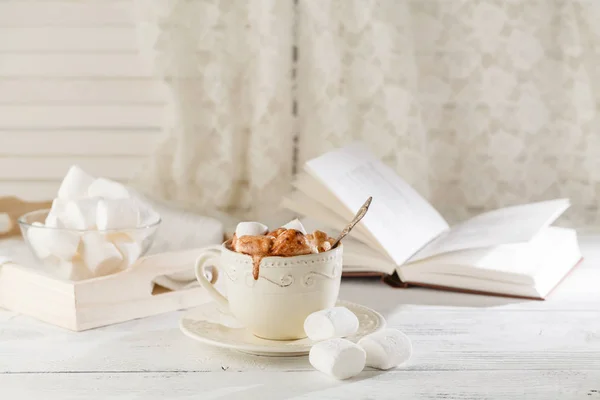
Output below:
[179,300,386,357]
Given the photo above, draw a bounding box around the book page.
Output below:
[342,238,398,275]
[306,143,449,265]
[401,227,580,299]
[300,217,395,274]
[410,199,570,261]
[290,174,388,251]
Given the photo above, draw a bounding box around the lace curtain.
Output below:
[134,0,600,226]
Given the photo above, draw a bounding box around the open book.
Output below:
[282,143,581,300]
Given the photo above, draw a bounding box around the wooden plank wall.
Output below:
[0,0,164,201]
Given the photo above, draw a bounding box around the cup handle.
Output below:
[194,251,229,309]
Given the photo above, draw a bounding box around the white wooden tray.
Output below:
[0,249,213,331]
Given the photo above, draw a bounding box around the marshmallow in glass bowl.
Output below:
[18,165,161,281]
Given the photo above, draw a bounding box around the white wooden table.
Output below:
[2,237,600,399]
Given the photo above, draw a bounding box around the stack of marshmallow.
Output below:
[27,165,159,280]
[305,307,412,380]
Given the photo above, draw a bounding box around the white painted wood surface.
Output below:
[0,0,162,201]
[1,236,600,399]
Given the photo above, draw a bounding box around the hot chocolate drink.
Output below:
[229,220,335,280]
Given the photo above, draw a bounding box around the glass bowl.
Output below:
[18,209,161,280]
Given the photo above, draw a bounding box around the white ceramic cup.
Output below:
[195,242,343,340]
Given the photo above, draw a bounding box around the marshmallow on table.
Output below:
[282,218,307,235]
[61,198,100,230]
[57,165,95,200]
[235,221,268,237]
[304,307,359,341]
[27,222,80,261]
[358,329,412,370]
[81,233,124,276]
[96,198,140,230]
[309,338,366,380]
[88,177,131,199]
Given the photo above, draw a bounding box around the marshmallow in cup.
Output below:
[309,338,366,380]
[282,218,307,235]
[234,221,268,237]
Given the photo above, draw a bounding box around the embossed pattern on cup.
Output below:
[220,244,343,340]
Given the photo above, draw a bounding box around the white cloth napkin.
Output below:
[133,191,224,255]
[131,192,224,290]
